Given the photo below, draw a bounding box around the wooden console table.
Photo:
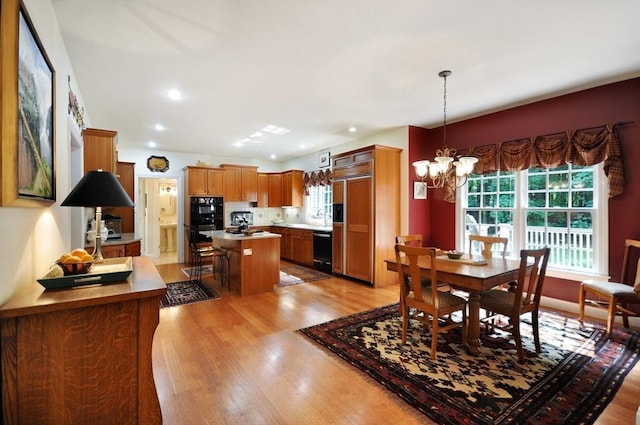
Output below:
[0,256,166,424]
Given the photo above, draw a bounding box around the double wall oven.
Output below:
[190,197,223,242]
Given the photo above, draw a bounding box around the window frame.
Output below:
[455,163,608,281]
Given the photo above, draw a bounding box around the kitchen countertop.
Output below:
[270,223,333,232]
[200,230,282,240]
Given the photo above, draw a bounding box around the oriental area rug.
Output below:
[159,280,220,308]
[298,304,640,425]
[279,264,332,286]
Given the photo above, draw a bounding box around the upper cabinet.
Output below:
[184,166,225,196]
[221,164,258,202]
[281,170,303,207]
[257,173,269,207]
[267,173,282,207]
[83,128,117,173]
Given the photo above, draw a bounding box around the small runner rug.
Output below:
[298,304,640,425]
[279,264,332,286]
[160,280,220,308]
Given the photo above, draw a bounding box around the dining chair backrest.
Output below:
[469,235,508,258]
[395,234,423,247]
[513,247,550,314]
[394,244,439,308]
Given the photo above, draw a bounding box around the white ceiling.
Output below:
[52,0,640,162]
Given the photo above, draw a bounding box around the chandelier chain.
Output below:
[442,72,447,147]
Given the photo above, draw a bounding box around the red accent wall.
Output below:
[409,77,640,302]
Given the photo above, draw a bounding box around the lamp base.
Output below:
[93,207,105,262]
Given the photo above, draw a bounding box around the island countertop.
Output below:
[200,230,281,296]
[199,230,282,240]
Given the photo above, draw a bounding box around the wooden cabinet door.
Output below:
[257,173,268,207]
[108,161,135,233]
[281,170,303,207]
[101,244,126,258]
[125,240,141,257]
[187,168,208,196]
[83,128,117,173]
[300,230,313,266]
[206,169,225,196]
[333,223,344,274]
[333,180,344,204]
[223,166,241,201]
[267,174,282,207]
[345,176,372,282]
[241,167,258,202]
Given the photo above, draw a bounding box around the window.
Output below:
[457,163,608,279]
[305,185,332,224]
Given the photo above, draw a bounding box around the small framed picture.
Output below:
[414,181,427,199]
[318,152,330,168]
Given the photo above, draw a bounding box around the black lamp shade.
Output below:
[61,170,134,207]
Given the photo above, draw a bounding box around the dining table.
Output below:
[385,254,526,356]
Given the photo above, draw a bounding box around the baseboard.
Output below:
[540,296,640,330]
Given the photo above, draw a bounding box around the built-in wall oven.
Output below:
[313,230,332,273]
[190,197,223,242]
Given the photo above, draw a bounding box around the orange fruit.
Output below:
[62,255,81,264]
[81,254,94,263]
[71,248,89,258]
[59,253,72,263]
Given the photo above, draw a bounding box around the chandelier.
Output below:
[413,70,477,188]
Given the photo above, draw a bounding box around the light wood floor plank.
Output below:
[153,262,638,425]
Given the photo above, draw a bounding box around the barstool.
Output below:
[211,244,230,291]
[185,224,215,283]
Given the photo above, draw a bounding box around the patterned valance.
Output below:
[303,169,332,195]
[451,123,626,203]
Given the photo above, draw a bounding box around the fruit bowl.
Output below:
[446,250,463,260]
[56,260,94,276]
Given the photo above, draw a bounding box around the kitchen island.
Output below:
[200,230,281,296]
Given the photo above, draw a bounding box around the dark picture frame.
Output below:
[0,0,56,206]
[318,152,330,168]
[413,181,427,200]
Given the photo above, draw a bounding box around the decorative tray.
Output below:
[38,257,133,290]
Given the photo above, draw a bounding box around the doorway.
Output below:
[138,177,181,265]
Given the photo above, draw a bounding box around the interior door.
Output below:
[345,176,373,282]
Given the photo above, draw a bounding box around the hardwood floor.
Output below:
[152,262,639,425]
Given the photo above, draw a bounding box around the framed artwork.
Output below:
[318,152,330,168]
[0,0,56,206]
[147,155,170,173]
[414,181,427,200]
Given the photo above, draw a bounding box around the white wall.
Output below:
[0,0,91,304]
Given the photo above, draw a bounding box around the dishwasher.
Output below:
[312,230,332,273]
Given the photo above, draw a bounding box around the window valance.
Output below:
[453,123,626,203]
[303,169,332,196]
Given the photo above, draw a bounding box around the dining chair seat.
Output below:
[578,239,640,337]
[408,289,468,310]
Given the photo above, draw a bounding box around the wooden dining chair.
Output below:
[395,244,468,360]
[479,246,550,363]
[469,234,508,258]
[579,239,640,337]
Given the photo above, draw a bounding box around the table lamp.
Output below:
[61,169,134,261]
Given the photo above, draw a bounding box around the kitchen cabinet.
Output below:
[332,145,401,287]
[0,256,165,425]
[270,227,313,266]
[281,170,303,207]
[184,166,225,196]
[257,173,269,207]
[86,237,141,258]
[82,127,117,173]
[221,164,258,202]
[104,161,135,233]
[268,173,283,207]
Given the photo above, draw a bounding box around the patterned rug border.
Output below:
[297,304,640,425]
[278,264,332,286]
[160,280,221,308]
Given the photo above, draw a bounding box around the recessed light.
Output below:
[250,132,263,138]
[270,154,276,160]
[349,126,357,133]
[147,141,157,148]
[154,124,165,131]
[262,125,290,135]
[167,89,182,101]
